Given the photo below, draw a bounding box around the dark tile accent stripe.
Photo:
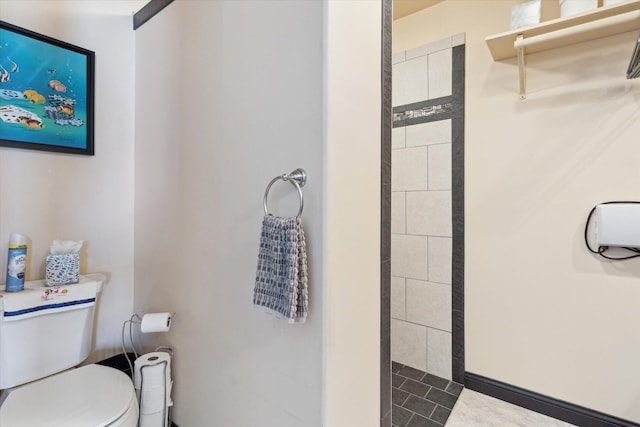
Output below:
[451,42,466,385]
[393,364,463,427]
[380,0,393,426]
[133,0,175,30]
[465,372,640,427]
[392,96,453,128]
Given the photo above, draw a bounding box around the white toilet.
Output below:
[0,275,139,427]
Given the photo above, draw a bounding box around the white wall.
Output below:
[134,1,326,425]
[323,1,381,425]
[0,0,140,362]
[134,1,382,425]
[395,1,640,422]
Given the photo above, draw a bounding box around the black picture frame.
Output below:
[0,20,95,155]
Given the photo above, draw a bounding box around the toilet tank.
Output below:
[0,275,103,389]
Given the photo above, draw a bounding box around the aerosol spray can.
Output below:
[6,233,27,292]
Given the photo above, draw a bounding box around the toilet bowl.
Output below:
[0,275,139,426]
[0,364,138,427]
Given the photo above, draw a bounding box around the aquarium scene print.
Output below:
[0,21,94,155]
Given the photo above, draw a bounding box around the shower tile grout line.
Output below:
[389,318,453,334]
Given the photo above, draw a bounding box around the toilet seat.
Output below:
[0,364,138,427]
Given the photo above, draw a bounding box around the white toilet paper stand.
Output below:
[121,313,175,427]
[135,349,174,427]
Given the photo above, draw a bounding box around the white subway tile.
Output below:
[393,56,429,107]
[391,234,429,280]
[406,279,451,331]
[428,49,452,99]
[391,147,428,191]
[452,32,466,47]
[406,191,452,237]
[392,319,427,371]
[392,126,406,149]
[428,144,452,191]
[391,192,406,234]
[391,276,406,320]
[428,236,452,284]
[406,37,452,60]
[406,119,451,147]
[428,328,452,380]
[393,51,406,65]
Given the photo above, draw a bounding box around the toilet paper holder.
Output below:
[121,312,175,378]
[140,312,174,333]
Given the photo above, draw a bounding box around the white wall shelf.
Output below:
[485,0,640,98]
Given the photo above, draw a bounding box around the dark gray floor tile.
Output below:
[425,387,458,409]
[399,379,430,397]
[392,404,414,427]
[392,365,462,427]
[431,405,451,424]
[402,395,436,418]
[420,373,449,390]
[445,381,463,396]
[406,413,441,427]
[392,373,407,388]
[393,388,410,406]
[397,365,426,381]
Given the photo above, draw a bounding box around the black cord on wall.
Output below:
[584,201,640,260]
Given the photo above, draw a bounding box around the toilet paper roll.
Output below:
[140,412,166,427]
[134,351,173,427]
[134,351,172,390]
[140,312,172,333]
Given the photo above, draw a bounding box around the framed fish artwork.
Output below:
[0,21,95,155]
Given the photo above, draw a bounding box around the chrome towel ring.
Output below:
[263,168,307,218]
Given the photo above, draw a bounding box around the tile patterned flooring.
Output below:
[392,362,463,426]
[446,389,575,427]
[392,361,575,427]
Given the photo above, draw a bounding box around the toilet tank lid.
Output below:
[0,276,99,321]
[0,364,136,427]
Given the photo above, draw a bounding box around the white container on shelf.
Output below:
[603,0,631,6]
[559,0,599,17]
[511,0,542,30]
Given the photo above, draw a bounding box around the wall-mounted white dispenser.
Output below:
[595,203,640,248]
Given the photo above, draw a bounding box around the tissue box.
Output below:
[45,254,80,286]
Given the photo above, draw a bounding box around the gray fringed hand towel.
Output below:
[253,214,308,323]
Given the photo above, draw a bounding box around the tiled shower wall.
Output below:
[391,34,464,380]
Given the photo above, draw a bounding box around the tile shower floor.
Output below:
[392,360,574,427]
[392,362,463,427]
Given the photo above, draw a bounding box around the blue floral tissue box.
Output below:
[45,254,80,286]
